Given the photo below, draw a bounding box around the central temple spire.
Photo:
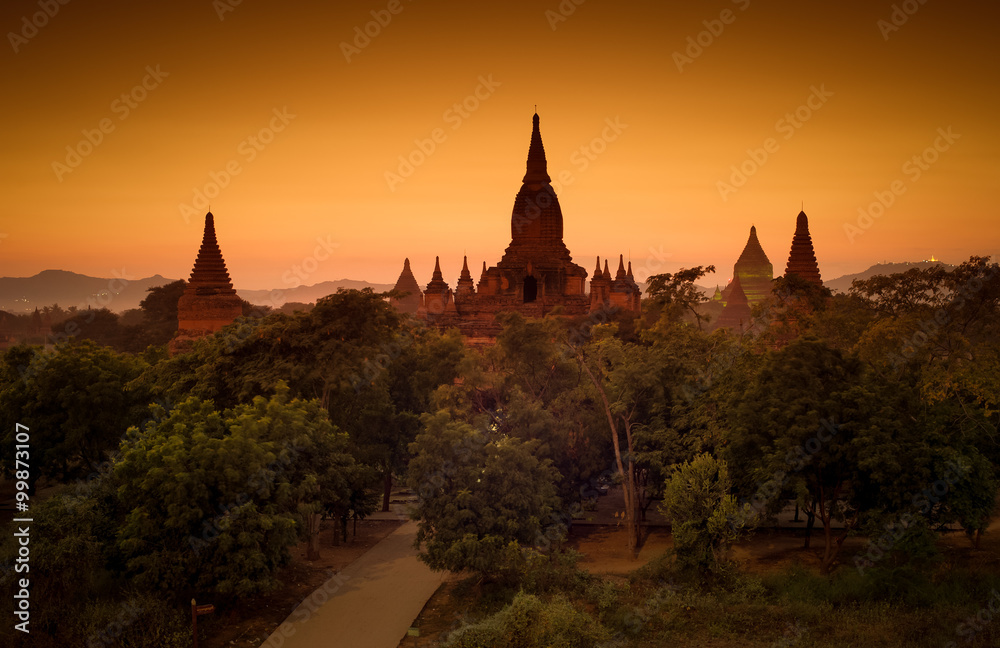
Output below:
[522,113,551,185]
[509,113,564,243]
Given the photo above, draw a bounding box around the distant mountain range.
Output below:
[0,262,951,314]
[0,270,393,314]
[823,261,952,294]
[0,270,175,314]
[237,280,394,307]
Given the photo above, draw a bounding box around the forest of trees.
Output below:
[2,256,999,647]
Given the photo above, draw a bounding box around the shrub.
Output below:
[446,591,608,648]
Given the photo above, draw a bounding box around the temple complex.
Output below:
[784,210,823,286]
[169,211,243,354]
[391,113,640,342]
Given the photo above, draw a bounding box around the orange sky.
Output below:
[2,0,998,291]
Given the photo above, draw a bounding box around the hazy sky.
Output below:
[2,0,998,290]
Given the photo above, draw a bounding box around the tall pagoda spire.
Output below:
[186,211,237,295]
[784,211,823,286]
[522,113,551,185]
[509,112,564,243]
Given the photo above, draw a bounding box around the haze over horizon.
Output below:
[3,0,998,290]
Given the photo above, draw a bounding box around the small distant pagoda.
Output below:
[784,211,823,286]
[715,275,753,333]
[721,225,773,306]
[169,211,243,354]
[389,258,422,314]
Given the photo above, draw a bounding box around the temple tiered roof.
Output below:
[185,211,238,296]
[785,211,823,286]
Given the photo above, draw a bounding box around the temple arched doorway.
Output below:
[523,276,538,303]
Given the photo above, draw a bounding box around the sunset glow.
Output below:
[2,0,997,291]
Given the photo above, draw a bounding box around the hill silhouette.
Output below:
[0,270,394,313]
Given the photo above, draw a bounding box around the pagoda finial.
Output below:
[616,254,626,280]
[603,259,611,280]
[594,256,602,276]
[432,256,443,281]
[522,112,551,185]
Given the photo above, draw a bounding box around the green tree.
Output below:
[114,385,357,599]
[0,341,152,482]
[130,280,187,349]
[644,265,716,328]
[727,337,873,573]
[659,453,749,574]
[576,330,674,557]
[407,411,562,581]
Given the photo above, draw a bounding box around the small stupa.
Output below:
[389,258,423,314]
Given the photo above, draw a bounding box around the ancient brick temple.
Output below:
[710,225,773,332]
[720,225,773,305]
[391,113,640,341]
[169,211,243,354]
[784,210,823,286]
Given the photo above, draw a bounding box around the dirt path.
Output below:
[261,520,446,648]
